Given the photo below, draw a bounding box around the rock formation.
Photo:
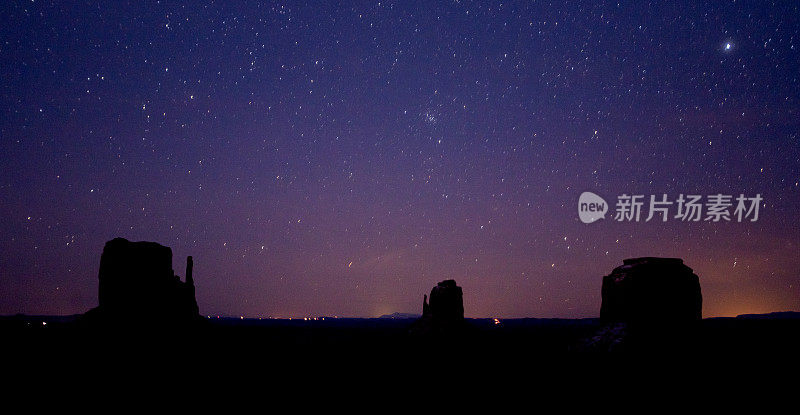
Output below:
[409,280,466,336]
[424,279,464,322]
[578,257,703,351]
[600,257,702,324]
[83,238,201,327]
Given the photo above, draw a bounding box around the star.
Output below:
[723,41,734,52]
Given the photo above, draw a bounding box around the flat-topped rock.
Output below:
[410,279,466,336]
[600,257,702,324]
[83,238,200,326]
[426,279,464,323]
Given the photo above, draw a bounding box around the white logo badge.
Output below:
[579,192,608,224]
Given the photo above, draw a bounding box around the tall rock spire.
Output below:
[186,255,194,286]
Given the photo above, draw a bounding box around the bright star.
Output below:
[723,41,734,52]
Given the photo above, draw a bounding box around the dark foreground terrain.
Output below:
[3,312,800,356]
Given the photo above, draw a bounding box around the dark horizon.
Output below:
[2,1,799,319]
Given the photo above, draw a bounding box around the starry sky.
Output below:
[2,1,799,318]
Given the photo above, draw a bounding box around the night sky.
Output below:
[2,1,799,318]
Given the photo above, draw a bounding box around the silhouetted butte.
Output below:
[580,257,702,351]
[409,279,466,336]
[82,238,201,328]
[600,257,702,324]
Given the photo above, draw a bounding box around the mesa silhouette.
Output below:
[81,237,202,328]
[4,238,799,355]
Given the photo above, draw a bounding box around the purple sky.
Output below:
[1,1,799,318]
